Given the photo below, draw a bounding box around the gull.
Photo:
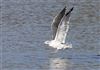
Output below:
[44,6,74,50]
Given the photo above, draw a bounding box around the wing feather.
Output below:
[54,7,74,43]
[51,7,66,39]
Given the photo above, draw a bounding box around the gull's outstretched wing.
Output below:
[54,7,74,43]
[51,7,66,39]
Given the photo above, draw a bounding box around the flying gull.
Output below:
[44,6,74,50]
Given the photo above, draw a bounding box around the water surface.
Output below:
[1,0,100,70]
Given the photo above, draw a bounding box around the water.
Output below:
[1,0,100,70]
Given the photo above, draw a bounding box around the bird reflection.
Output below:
[49,58,72,70]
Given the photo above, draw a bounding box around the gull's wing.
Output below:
[54,7,74,43]
[51,7,66,39]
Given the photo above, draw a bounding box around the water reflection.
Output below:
[49,58,72,70]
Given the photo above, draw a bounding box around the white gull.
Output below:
[44,6,74,50]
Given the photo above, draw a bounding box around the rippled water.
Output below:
[1,0,100,70]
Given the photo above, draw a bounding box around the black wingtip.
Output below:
[60,6,66,14]
[63,6,66,11]
[70,7,74,12]
[65,7,74,16]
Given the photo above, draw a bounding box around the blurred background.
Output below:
[1,0,100,70]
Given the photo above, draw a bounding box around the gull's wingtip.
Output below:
[65,7,74,16]
[71,7,74,11]
[63,6,66,10]
[59,6,66,14]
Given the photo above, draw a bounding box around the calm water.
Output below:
[1,0,100,70]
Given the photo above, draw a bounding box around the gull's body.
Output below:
[45,7,73,49]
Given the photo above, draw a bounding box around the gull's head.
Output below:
[44,40,51,44]
[44,40,59,46]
